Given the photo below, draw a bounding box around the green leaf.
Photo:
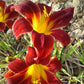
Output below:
[61,68,71,76]
[62,45,77,63]
[77,71,84,84]
[78,40,84,56]
[16,49,27,55]
[59,47,64,62]
[24,34,31,45]
[77,72,84,78]
[52,43,59,57]
[0,64,8,68]
[72,45,84,64]
[56,72,60,78]
[0,78,5,83]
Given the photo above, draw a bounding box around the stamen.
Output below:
[0,6,8,23]
[33,79,41,84]
[0,7,2,16]
[43,6,49,17]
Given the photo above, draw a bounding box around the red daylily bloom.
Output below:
[5,46,62,84]
[0,1,19,32]
[12,1,74,46]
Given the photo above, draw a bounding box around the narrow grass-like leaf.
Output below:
[77,72,84,78]
[0,33,5,38]
[62,45,77,63]
[61,68,71,76]
[61,68,81,82]
[78,40,84,65]
[78,40,84,56]
[0,78,5,83]
[53,43,56,49]
[52,43,59,57]
[0,51,8,56]
[0,40,7,49]
[72,45,84,64]
[59,47,64,62]
[0,64,8,68]
[0,39,14,54]
[0,46,5,52]
[56,72,60,78]
[16,49,27,55]
[24,34,31,45]
[77,71,84,84]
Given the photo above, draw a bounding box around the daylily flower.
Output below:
[12,1,74,46]
[5,46,62,84]
[0,1,19,32]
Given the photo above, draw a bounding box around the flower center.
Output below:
[0,7,8,23]
[25,64,48,84]
[32,6,53,35]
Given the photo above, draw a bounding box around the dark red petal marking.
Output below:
[51,29,70,46]
[0,22,5,32]
[49,7,74,29]
[26,46,37,65]
[8,58,28,73]
[48,56,62,73]
[12,17,33,39]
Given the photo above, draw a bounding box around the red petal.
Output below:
[38,3,51,14]
[0,22,5,32]
[4,71,14,78]
[7,11,19,20]
[12,17,33,39]
[49,7,74,29]
[38,53,51,65]
[45,70,63,84]
[4,71,31,84]
[5,4,19,20]
[8,58,28,73]
[12,1,40,22]
[51,29,70,46]
[48,56,62,73]
[0,1,5,15]
[26,46,37,65]
[0,1,5,8]
[31,31,54,58]
[6,20,14,29]
[5,4,14,13]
